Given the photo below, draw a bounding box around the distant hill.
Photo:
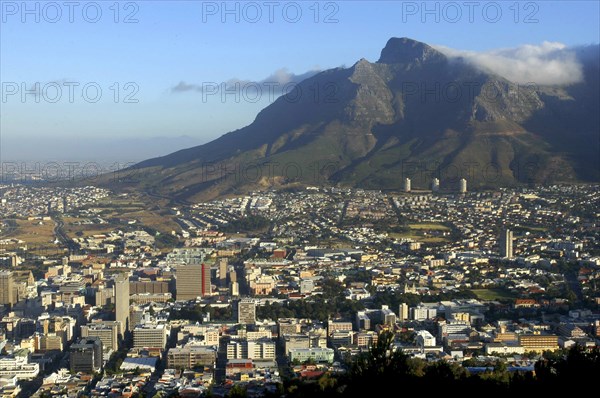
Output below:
[104,38,600,201]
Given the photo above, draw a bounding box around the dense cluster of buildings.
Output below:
[0,185,109,219]
[0,183,597,396]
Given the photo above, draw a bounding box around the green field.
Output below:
[54,192,184,241]
[390,222,451,243]
[471,288,516,301]
[521,225,548,232]
[407,223,451,231]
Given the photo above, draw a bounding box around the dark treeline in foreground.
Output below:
[248,332,600,397]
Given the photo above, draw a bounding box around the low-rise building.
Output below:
[288,348,334,364]
[0,356,40,380]
[518,334,559,352]
[485,342,525,355]
[226,339,275,361]
[167,346,217,368]
[133,324,169,350]
[416,330,436,347]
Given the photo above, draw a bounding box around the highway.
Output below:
[52,217,79,253]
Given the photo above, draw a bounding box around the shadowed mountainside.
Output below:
[102,38,599,201]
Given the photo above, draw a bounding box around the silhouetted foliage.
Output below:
[277,339,600,396]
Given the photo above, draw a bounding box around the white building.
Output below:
[415,330,436,348]
[484,342,524,355]
[133,323,169,350]
[380,306,397,325]
[300,279,315,294]
[237,299,257,325]
[288,348,334,364]
[345,288,370,300]
[0,356,40,380]
[226,339,275,361]
[177,324,220,346]
[499,229,514,259]
[231,281,240,296]
[120,357,158,373]
[438,320,470,341]
[399,303,409,322]
[411,306,437,321]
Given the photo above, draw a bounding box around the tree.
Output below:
[351,331,407,379]
[317,373,337,392]
[227,384,247,398]
[303,357,316,366]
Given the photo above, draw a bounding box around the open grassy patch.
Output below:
[7,219,62,256]
[390,222,452,243]
[407,223,451,231]
[471,288,516,301]
[63,216,118,238]
[520,225,548,233]
[13,219,56,246]
[118,209,180,234]
[73,194,181,236]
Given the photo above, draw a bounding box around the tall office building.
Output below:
[356,312,371,330]
[431,178,440,192]
[238,299,256,325]
[459,178,467,193]
[114,273,130,338]
[499,229,514,259]
[70,337,103,373]
[404,178,411,193]
[229,269,237,283]
[202,263,212,297]
[176,263,211,300]
[0,270,15,306]
[399,303,409,322]
[81,321,119,352]
[231,282,240,297]
[129,306,145,331]
[218,258,228,286]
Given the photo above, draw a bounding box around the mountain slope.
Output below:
[111,38,600,201]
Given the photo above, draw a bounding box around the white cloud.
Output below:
[434,42,583,85]
[172,68,320,93]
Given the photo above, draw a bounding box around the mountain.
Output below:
[109,38,600,201]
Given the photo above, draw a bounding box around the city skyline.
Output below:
[0,179,598,394]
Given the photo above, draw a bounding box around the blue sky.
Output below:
[1,1,599,162]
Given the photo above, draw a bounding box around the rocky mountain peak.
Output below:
[377,37,446,65]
